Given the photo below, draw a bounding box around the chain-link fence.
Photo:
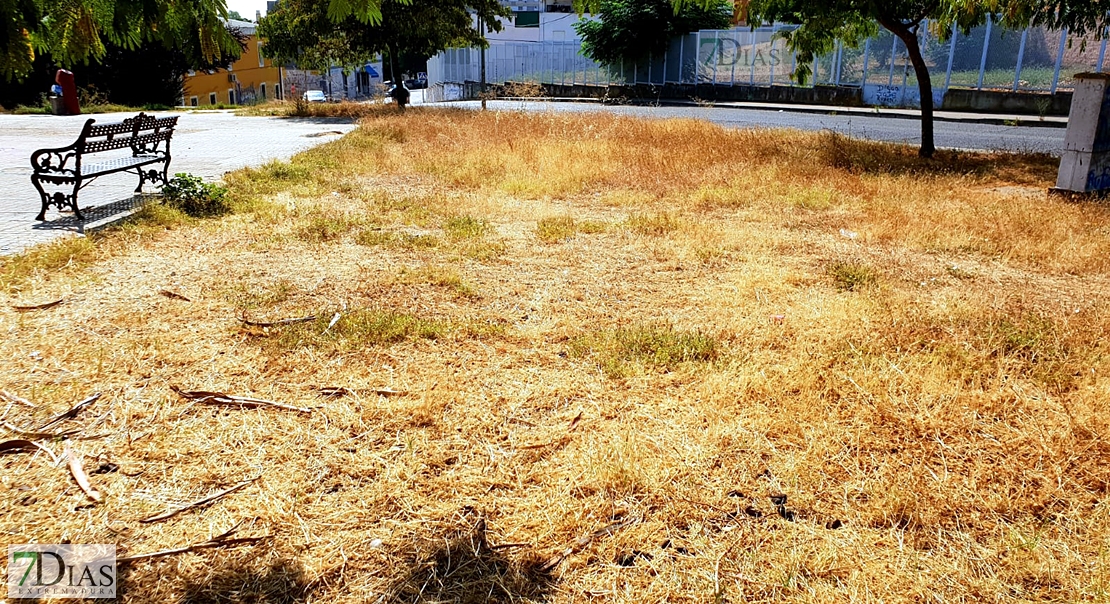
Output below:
[428,18,1109,106]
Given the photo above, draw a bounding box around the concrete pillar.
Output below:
[1056,73,1110,193]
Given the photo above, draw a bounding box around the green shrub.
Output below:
[162,173,231,217]
[828,261,877,291]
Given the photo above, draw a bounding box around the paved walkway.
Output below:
[0,110,356,256]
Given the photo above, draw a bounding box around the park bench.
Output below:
[30,112,179,221]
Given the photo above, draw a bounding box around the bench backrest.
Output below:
[78,113,179,154]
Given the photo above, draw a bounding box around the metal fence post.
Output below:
[834,40,843,85]
[861,37,871,85]
[750,31,758,85]
[769,24,778,86]
[977,16,991,90]
[561,44,566,86]
[1013,28,1028,91]
[731,32,740,85]
[1099,34,1108,73]
[712,30,720,84]
[1051,28,1068,93]
[677,34,686,84]
[944,23,957,91]
[888,35,898,85]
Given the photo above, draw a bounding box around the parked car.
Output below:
[302,90,327,103]
[404,77,427,90]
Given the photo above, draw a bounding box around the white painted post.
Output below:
[1056,74,1110,192]
[678,34,686,84]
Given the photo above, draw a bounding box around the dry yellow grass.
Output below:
[2,106,1109,603]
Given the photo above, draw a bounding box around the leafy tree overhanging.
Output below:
[1,0,242,82]
[574,0,733,68]
[258,0,508,73]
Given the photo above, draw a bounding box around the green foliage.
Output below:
[2,0,242,82]
[575,0,732,66]
[828,260,877,291]
[258,0,509,72]
[626,212,680,235]
[444,215,491,239]
[162,173,231,217]
[273,309,445,351]
[571,324,718,378]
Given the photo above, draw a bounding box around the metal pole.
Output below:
[677,33,686,84]
[648,52,653,85]
[944,23,957,91]
[750,30,758,85]
[888,35,897,86]
[479,16,487,109]
[1013,28,1028,91]
[1099,35,1108,73]
[731,33,739,85]
[562,43,567,86]
[834,40,843,86]
[769,24,778,86]
[712,31,720,84]
[856,36,865,85]
[1051,28,1068,93]
[663,49,669,84]
[977,16,991,90]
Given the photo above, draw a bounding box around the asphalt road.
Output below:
[441,100,1067,156]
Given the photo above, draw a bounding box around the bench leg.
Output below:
[136,167,169,193]
[31,176,83,221]
[32,176,50,221]
[71,179,84,220]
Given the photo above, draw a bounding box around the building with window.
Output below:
[182,19,283,107]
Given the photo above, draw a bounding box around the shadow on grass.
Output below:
[386,508,556,604]
[818,131,1059,185]
[175,557,312,604]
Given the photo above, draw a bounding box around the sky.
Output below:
[226,0,269,20]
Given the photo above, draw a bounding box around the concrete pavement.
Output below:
[0,110,355,256]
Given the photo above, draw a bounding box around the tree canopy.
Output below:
[258,0,509,73]
[717,0,1110,157]
[574,0,733,67]
[1,0,242,81]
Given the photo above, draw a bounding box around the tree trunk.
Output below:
[882,20,936,158]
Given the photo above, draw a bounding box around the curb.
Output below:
[490,96,1069,129]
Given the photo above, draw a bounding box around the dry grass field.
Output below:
[2,107,1109,603]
